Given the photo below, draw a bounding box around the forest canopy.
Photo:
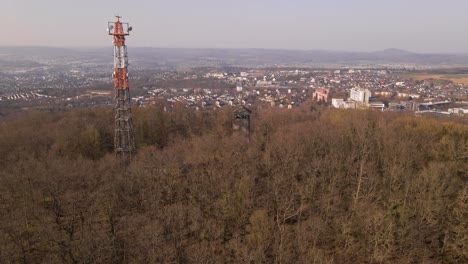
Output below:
[0,107,467,263]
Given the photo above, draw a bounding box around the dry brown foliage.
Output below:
[0,107,466,263]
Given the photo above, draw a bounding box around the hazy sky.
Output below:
[2,0,468,52]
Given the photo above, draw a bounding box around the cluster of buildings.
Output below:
[331,87,384,110]
[136,84,310,111]
[2,65,468,116]
[305,68,468,115]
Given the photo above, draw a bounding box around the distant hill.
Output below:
[2,46,468,68]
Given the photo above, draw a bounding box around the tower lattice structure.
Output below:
[108,16,135,163]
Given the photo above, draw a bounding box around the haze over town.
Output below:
[3,0,468,53]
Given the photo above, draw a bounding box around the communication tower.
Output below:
[108,16,135,163]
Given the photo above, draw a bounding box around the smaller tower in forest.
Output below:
[232,105,252,137]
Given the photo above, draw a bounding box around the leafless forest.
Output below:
[0,107,467,263]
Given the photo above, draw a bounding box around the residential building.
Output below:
[349,87,371,105]
[313,88,329,102]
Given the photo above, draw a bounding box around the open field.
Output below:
[398,73,468,84]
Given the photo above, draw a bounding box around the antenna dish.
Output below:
[109,25,114,30]
[128,26,133,31]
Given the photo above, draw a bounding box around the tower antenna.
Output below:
[108,16,135,164]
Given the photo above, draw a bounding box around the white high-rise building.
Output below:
[349,87,371,105]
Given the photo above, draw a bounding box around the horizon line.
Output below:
[1,45,468,55]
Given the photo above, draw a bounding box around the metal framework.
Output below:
[108,16,135,163]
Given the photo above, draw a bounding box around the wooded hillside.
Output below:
[0,107,466,263]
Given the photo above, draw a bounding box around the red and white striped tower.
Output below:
[108,16,135,163]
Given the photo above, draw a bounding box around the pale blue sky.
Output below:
[2,0,468,52]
